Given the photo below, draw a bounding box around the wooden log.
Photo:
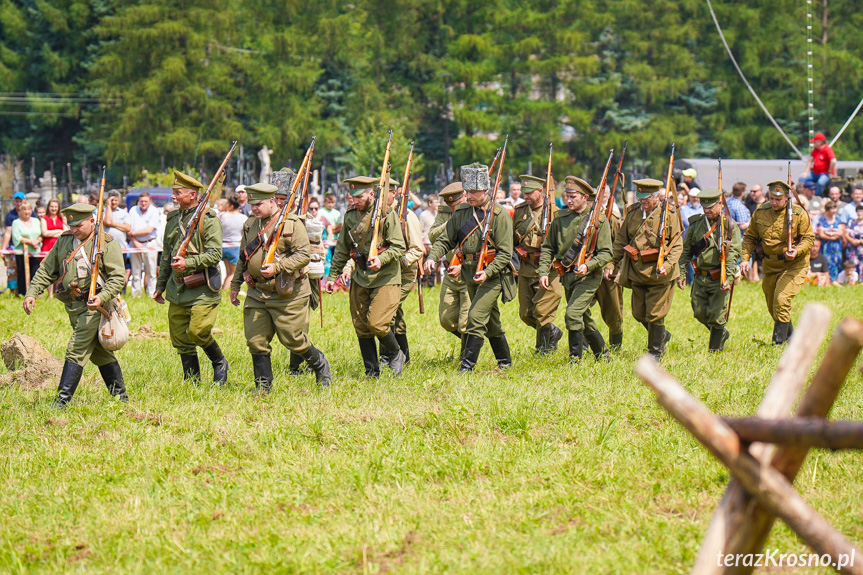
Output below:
[722,417,863,450]
[726,317,863,570]
[693,304,832,574]
[636,357,863,574]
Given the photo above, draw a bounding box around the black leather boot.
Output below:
[358,338,380,378]
[250,354,273,395]
[568,330,584,363]
[709,327,730,352]
[52,361,84,408]
[534,326,545,355]
[488,334,512,368]
[203,341,229,385]
[584,330,610,361]
[394,333,410,365]
[301,345,332,387]
[459,333,467,363]
[773,322,791,345]
[647,323,670,360]
[548,324,563,353]
[609,332,623,351]
[180,354,200,382]
[288,352,307,376]
[98,362,128,402]
[379,330,406,375]
[460,335,484,372]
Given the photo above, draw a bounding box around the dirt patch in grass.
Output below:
[132,324,168,339]
[191,464,234,476]
[67,543,92,563]
[129,411,163,426]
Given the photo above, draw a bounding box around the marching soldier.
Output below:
[229,183,331,393]
[538,177,613,362]
[513,174,562,354]
[740,180,814,344]
[23,203,128,407]
[593,185,625,350]
[611,178,683,359]
[387,180,425,363]
[323,176,407,377]
[425,163,515,372]
[429,181,471,346]
[154,171,229,384]
[676,188,741,351]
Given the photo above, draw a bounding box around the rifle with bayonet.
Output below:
[294,142,315,216]
[174,141,238,264]
[396,141,424,313]
[86,166,107,304]
[655,144,676,275]
[541,143,554,242]
[473,135,508,281]
[263,138,315,268]
[368,130,394,261]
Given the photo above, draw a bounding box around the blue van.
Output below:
[125,187,174,211]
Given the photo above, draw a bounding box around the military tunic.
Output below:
[680,213,741,330]
[156,206,223,355]
[231,213,313,356]
[392,208,424,335]
[538,209,613,333]
[26,232,126,366]
[513,201,562,329]
[741,203,814,323]
[592,211,624,336]
[429,204,471,334]
[327,203,406,338]
[427,199,514,339]
[611,202,683,325]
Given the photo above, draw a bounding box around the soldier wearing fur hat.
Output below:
[740,180,814,344]
[513,174,562,355]
[324,175,407,378]
[538,177,613,362]
[154,171,229,385]
[23,203,128,407]
[677,188,741,351]
[425,163,515,372]
[429,181,472,344]
[611,177,683,359]
[230,182,332,393]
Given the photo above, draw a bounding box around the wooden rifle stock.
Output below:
[579,149,614,266]
[656,143,675,274]
[295,140,315,216]
[475,135,508,278]
[264,137,315,266]
[87,166,107,304]
[488,147,502,177]
[175,141,237,260]
[369,130,393,260]
[606,140,627,220]
[541,143,554,241]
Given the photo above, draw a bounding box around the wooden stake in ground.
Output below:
[23,244,31,291]
[635,356,863,575]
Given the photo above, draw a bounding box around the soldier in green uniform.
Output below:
[611,178,683,359]
[513,174,563,355]
[592,186,625,350]
[538,177,613,362]
[425,163,515,372]
[429,181,471,346]
[324,175,407,377]
[740,180,814,344]
[229,183,331,393]
[154,171,229,384]
[23,204,128,407]
[676,188,741,351]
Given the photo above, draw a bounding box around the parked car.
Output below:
[125,187,173,211]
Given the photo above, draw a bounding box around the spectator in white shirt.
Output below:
[128,192,160,297]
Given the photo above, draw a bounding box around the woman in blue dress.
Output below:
[816,200,845,281]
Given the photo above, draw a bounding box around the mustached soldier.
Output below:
[324,176,406,377]
[230,182,331,393]
[154,171,229,384]
[538,177,613,362]
[611,178,683,359]
[513,174,563,355]
[23,203,128,407]
[740,181,814,344]
[429,182,471,349]
[676,188,741,351]
[425,163,515,372]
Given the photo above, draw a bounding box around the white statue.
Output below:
[258,146,273,184]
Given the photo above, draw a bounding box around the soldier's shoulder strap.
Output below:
[454,203,471,212]
[166,209,181,220]
[626,203,640,214]
[689,213,705,225]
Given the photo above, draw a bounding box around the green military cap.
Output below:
[245,182,279,204]
[694,187,722,207]
[62,202,97,226]
[563,175,595,198]
[440,181,464,198]
[767,180,791,197]
[633,178,664,199]
[344,175,378,197]
[519,174,545,192]
[389,177,400,187]
[172,170,204,192]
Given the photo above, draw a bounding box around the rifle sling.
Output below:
[240,216,279,265]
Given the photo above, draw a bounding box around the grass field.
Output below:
[1,281,861,573]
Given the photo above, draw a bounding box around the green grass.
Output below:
[0,281,861,573]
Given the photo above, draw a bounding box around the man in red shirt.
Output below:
[805,132,837,197]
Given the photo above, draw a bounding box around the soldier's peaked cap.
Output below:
[767,180,791,197]
[440,181,464,198]
[694,187,722,207]
[634,178,664,199]
[172,171,203,192]
[519,174,545,191]
[62,203,97,226]
[246,182,278,204]
[563,176,595,198]
[344,175,378,197]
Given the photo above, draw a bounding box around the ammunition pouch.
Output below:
[623,245,639,261]
[182,266,221,292]
[639,248,660,263]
